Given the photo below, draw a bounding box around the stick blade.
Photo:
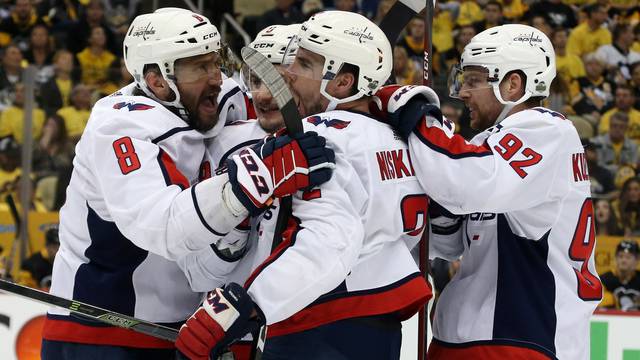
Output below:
[240,46,303,134]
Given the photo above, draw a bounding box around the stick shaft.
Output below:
[0,279,178,342]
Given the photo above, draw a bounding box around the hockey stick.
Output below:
[379,0,427,44]
[0,279,179,342]
[419,1,435,360]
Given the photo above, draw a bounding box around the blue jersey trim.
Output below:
[73,204,148,316]
[190,183,228,237]
[493,214,557,355]
[151,126,193,144]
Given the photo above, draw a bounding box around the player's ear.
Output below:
[332,71,357,98]
[500,71,525,102]
[144,70,173,101]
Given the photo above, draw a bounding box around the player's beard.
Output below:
[189,86,222,132]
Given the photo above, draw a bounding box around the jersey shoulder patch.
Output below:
[113,102,155,111]
[306,115,351,129]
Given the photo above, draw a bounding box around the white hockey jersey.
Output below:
[228,110,433,338]
[409,107,601,359]
[44,79,250,349]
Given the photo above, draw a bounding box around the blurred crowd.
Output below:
[0,0,637,309]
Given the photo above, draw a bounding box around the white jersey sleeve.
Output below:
[409,108,569,214]
[79,93,244,261]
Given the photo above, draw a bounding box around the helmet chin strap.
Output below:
[319,78,366,112]
[140,79,191,122]
[491,84,532,125]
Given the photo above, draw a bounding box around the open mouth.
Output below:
[200,91,219,113]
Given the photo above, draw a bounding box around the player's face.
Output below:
[175,52,223,132]
[246,65,287,133]
[457,67,501,130]
[285,47,329,117]
[616,252,638,273]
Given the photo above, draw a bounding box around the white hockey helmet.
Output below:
[250,24,301,64]
[123,8,222,115]
[287,11,392,110]
[451,24,556,108]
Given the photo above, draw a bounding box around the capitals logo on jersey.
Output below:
[306,116,350,129]
[113,102,155,111]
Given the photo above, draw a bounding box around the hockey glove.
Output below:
[176,283,263,360]
[227,131,335,216]
[370,85,445,141]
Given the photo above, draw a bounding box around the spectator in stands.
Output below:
[99,57,132,96]
[76,26,116,94]
[545,76,574,115]
[0,82,45,143]
[553,28,586,85]
[20,225,59,289]
[526,0,577,30]
[528,14,552,39]
[67,0,118,55]
[32,114,74,177]
[0,44,23,111]
[592,112,639,175]
[38,0,81,35]
[0,0,47,51]
[332,0,357,13]
[433,3,455,56]
[612,177,640,236]
[595,199,623,236]
[302,0,324,19]
[393,46,420,86]
[456,0,483,26]
[571,52,614,125]
[441,24,475,74]
[631,62,640,110]
[599,239,640,311]
[0,136,21,193]
[501,0,525,22]
[39,49,78,117]
[373,0,394,25]
[596,24,640,82]
[257,0,305,33]
[24,24,54,84]
[441,102,463,133]
[102,0,142,39]
[56,84,91,141]
[567,3,612,58]
[472,1,504,34]
[397,16,425,67]
[598,85,640,141]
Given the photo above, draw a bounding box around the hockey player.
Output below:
[376,24,602,359]
[42,8,335,360]
[175,11,433,360]
[208,23,302,171]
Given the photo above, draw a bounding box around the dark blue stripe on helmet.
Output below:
[73,204,148,316]
[494,214,557,356]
